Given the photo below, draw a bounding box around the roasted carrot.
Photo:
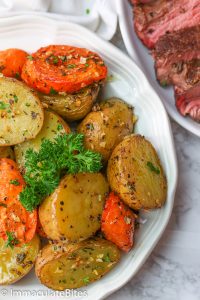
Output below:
[0,158,37,244]
[36,216,47,238]
[21,45,107,94]
[0,48,28,79]
[101,192,135,252]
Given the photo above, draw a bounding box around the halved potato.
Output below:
[0,146,14,159]
[0,234,40,285]
[14,110,71,169]
[78,98,135,162]
[0,77,44,146]
[35,238,120,290]
[39,173,109,242]
[38,83,100,121]
[107,134,167,210]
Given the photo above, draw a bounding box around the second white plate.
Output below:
[118,0,200,137]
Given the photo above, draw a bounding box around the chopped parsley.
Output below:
[10,179,20,186]
[160,80,168,88]
[19,133,102,211]
[147,161,160,174]
[13,94,18,103]
[27,55,33,61]
[0,101,9,110]
[103,253,111,263]
[52,56,58,65]
[5,231,19,249]
[15,72,20,79]
[86,8,90,14]
[67,64,76,69]
[57,124,63,131]
[83,276,90,284]
[49,87,58,95]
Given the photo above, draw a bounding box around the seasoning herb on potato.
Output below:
[78,97,135,162]
[0,234,40,285]
[39,173,109,242]
[35,238,120,290]
[107,134,167,210]
[0,77,44,146]
[39,83,100,121]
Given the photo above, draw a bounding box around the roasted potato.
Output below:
[107,135,167,210]
[0,146,14,159]
[14,110,70,169]
[38,83,100,121]
[0,235,40,285]
[35,238,120,290]
[39,173,109,242]
[0,77,44,146]
[78,98,135,162]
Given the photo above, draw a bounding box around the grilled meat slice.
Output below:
[133,0,200,48]
[175,84,200,122]
[153,26,200,86]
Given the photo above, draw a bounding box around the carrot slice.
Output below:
[36,216,47,238]
[21,45,107,94]
[0,158,37,244]
[0,48,28,79]
[101,192,135,252]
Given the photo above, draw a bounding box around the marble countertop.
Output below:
[107,28,200,300]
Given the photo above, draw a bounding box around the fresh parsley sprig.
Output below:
[19,133,102,211]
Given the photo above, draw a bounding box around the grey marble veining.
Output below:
[107,28,200,300]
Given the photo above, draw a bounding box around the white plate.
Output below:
[0,15,177,300]
[117,0,200,137]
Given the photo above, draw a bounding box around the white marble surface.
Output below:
[107,28,200,300]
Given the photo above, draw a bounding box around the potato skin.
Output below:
[0,147,15,160]
[39,173,109,242]
[14,110,70,170]
[0,77,44,146]
[0,234,40,285]
[35,238,120,290]
[107,134,167,210]
[39,83,100,121]
[78,98,134,162]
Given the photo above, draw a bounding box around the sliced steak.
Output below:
[153,26,200,86]
[130,0,155,4]
[175,84,200,122]
[133,0,200,48]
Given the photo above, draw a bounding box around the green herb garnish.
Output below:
[10,179,20,186]
[57,124,63,131]
[0,202,7,208]
[13,94,18,103]
[160,80,168,88]
[86,8,90,14]
[49,87,58,95]
[83,276,90,284]
[147,161,160,174]
[0,101,9,110]
[19,133,102,211]
[15,72,20,79]
[67,64,76,69]
[27,55,33,61]
[103,253,111,263]
[5,231,19,249]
